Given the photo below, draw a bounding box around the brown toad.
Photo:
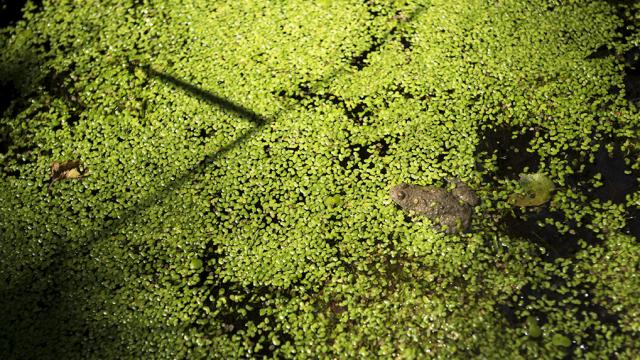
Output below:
[390,180,479,234]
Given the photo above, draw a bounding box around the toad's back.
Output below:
[390,182,477,234]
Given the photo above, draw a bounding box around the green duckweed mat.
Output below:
[1,0,640,358]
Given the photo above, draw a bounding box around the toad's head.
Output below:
[390,183,414,208]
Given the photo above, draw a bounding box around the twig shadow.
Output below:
[144,67,267,125]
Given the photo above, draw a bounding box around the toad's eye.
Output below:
[397,191,406,200]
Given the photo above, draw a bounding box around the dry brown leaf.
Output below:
[48,160,89,192]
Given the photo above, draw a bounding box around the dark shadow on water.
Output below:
[475,124,541,182]
[0,0,42,28]
[276,5,426,129]
[144,67,266,125]
[565,143,637,204]
[586,1,640,104]
[350,4,425,70]
[500,206,598,261]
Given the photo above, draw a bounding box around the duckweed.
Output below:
[1,0,639,359]
[527,315,542,338]
[552,333,572,348]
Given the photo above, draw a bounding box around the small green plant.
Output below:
[509,173,555,207]
[0,0,638,359]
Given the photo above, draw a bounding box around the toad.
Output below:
[390,180,479,234]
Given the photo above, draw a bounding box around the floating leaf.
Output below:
[509,173,555,207]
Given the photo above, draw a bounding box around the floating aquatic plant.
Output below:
[0,0,638,359]
[509,173,555,207]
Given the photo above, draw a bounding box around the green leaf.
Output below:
[509,173,555,207]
